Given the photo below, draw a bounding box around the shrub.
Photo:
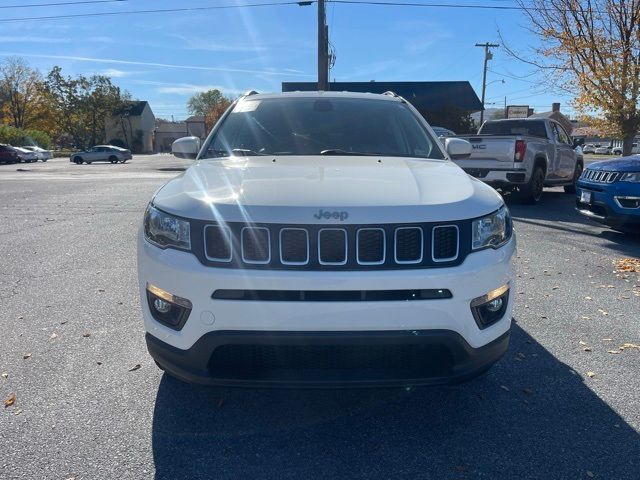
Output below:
[0,125,52,149]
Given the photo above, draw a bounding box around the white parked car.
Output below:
[139,91,516,387]
[21,145,52,161]
[594,145,613,155]
[70,145,132,164]
[612,143,640,155]
[582,144,598,154]
[12,146,39,163]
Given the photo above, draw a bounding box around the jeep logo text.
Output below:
[313,209,349,221]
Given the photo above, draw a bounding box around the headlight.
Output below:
[620,172,640,182]
[143,204,191,250]
[472,205,512,250]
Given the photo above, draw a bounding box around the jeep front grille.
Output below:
[581,169,620,183]
[198,221,466,270]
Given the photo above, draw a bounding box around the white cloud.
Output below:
[131,79,244,96]
[99,68,135,78]
[0,52,311,77]
[0,36,71,44]
[170,33,268,53]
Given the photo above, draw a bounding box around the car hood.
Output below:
[588,157,640,172]
[152,156,504,224]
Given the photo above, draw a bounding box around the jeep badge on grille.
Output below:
[313,209,349,221]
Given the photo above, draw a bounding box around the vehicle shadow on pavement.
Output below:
[506,191,640,256]
[151,323,639,479]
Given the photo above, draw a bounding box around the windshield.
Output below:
[480,120,548,138]
[201,97,444,160]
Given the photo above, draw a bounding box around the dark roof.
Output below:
[281,81,483,112]
[113,100,149,117]
[186,115,205,123]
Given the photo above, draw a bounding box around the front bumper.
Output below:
[576,181,640,229]
[147,329,510,387]
[138,231,516,386]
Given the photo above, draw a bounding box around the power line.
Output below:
[328,1,607,14]
[0,0,126,8]
[0,1,311,23]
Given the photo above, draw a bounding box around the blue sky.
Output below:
[0,0,574,121]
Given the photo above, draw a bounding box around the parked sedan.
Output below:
[70,145,132,164]
[576,156,640,233]
[582,144,598,154]
[13,146,39,163]
[594,145,613,155]
[612,143,640,155]
[21,145,52,161]
[0,144,20,164]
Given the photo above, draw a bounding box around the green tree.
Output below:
[187,89,232,132]
[45,66,128,148]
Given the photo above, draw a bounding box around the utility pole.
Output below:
[317,0,329,90]
[475,42,499,125]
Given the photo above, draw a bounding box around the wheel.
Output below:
[564,162,583,194]
[109,155,118,164]
[42,159,47,162]
[519,166,545,204]
[73,156,83,164]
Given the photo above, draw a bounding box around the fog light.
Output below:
[486,297,503,312]
[471,284,509,329]
[146,283,192,330]
[153,298,172,313]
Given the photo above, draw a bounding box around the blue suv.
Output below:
[576,156,640,232]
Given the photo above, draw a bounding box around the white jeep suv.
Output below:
[138,91,516,387]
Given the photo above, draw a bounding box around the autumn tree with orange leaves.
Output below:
[187,89,232,134]
[514,0,640,155]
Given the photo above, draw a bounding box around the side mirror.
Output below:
[172,136,200,159]
[445,138,472,160]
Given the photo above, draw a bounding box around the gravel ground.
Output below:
[1,155,639,480]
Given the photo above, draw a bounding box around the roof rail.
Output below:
[382,90,406,103]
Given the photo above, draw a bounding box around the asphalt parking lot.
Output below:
[1,155,639,479]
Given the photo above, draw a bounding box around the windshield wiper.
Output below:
[231,148,269,156]
[320,149,377,156]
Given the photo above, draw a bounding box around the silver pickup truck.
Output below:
[453,118,583,203]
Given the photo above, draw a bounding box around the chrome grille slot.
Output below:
[357,228,385,265]
[583,169,621,183]
[241,227,270,264]
[279,228,309,265]
[394,227,423,264]
[432,225,459,262]
[318,228,348,265]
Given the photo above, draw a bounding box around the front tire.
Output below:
[519,166,545,204]
[564,162,583,194]
[73,156,83,164]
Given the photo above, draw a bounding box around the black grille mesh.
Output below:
[319,229,347,264]
[433,226,458,261]
[241,228,270,262]
[395,228,423,262]
[280,229,308,264]
[209,344,453,380]
[357,229,385,263]
[204,226,231,260]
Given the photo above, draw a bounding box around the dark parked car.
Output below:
[0,144,20,164]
